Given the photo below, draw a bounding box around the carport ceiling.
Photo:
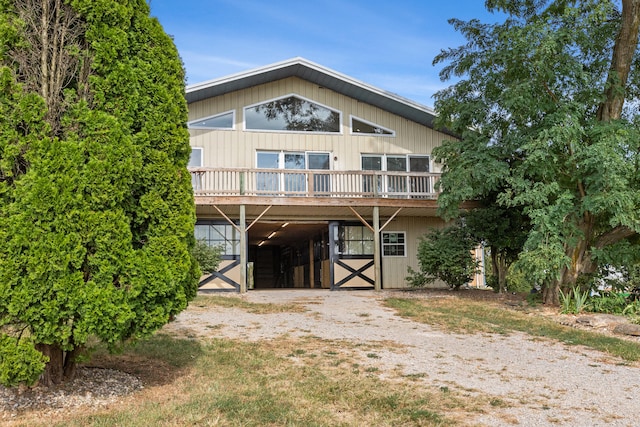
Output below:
[249,221,328,246]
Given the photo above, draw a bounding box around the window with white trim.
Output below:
[245,94,341,133]
[351,116,395,136]
[361,154,431,196]
[256,151,331,194]
[361,154,430,173]
[382,232,406,257]
[188,147,203,167]
[188,110,234,129]
[189,147,203,190]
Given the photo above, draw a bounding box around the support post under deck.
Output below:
[239,204,247,293]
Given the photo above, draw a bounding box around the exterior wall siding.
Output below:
[381,216,448,289]
[189,77,452,172]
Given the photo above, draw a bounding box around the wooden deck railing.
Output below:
[189,168,440,199]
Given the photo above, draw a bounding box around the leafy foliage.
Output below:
[559,286,589,314]
[192,240,222,274]
[464,203,530,292]
[432,1,640,304]
[586,291,632,315]
[0,0,198,386]
[410,223,479,290]
[0,334,48,387]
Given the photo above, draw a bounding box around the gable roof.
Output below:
[185,57,450,134]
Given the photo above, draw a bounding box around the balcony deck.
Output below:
[190,168,441,205]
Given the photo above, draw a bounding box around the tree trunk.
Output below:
[491,250,500,293]
[490,249,509,293]
[597,0,640,122]
[542,281,560,306]
[63,346,82,381]
[497,254,508,294]
[35,343,81,386]
[35,343,65,386]
[543,236,597,305]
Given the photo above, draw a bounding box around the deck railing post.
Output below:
[308,171,314,196]
[373,206,381,291]
[240,171,245,195]
[374,173,379,198]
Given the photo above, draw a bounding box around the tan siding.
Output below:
[381,217,447,289]
[188,77,453,171]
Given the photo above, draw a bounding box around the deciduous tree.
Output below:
[433,0,640,304]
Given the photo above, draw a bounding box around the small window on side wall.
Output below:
[189,147,203,167]
[188,111,234,129]
[382,232,406,257]
[351,116,394,136]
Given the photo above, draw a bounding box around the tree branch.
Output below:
[595,225,637,249]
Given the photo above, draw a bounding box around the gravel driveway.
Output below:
[168,289,640,427]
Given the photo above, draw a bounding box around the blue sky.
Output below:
[149,1,499,106]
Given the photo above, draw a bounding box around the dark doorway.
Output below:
[248,222,328,289]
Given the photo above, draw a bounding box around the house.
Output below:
[186,57,476,292]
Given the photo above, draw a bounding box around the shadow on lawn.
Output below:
[85,333,204,387]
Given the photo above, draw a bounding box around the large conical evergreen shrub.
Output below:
[0,0,199,386]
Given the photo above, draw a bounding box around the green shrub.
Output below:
[192,240,222,274]
[411,223,479,290]
[559,286,589,314]
[405,267,428,288]
[0,334,48,387]
[586,292,628,314]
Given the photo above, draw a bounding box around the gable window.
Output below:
[245,95,341,133]
[351,116,394,136]
[188,110,234,129]
[382,232,406,257]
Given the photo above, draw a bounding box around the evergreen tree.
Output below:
[0,0,199,386]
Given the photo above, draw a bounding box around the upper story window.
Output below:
[245,94,341,133]
[361,154,430,173]
[188,147,203,168]
[188,111,234,130]
[361,154,431,196]
[351,116,395,136]
[256,151,331,194]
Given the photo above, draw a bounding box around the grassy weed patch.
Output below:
[385,297,640,361]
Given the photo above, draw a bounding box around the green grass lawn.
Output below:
[10,294,640,426]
